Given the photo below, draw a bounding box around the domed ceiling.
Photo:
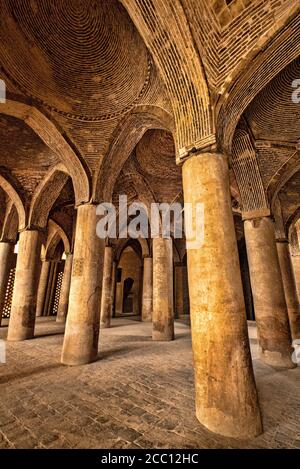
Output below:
[113,129,182,207]
[0,0,150,120]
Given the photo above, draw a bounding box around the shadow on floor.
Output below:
[0,363,63,385]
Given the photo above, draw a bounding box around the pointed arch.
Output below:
[93,105,174,203]
[217,10,300,152]
[44,219,71,260]
[1,201,19,243]
[0,173,26,230]
[115,237,150,263]
[0,99,90,204]
[29,164,70,230]
[121,0,214,156]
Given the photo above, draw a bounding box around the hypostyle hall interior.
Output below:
[0,0,300,450]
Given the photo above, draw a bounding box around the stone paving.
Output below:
[0,317,299,449]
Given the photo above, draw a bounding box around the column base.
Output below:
[7,329,34,341]
[260,348,296,368]
[56,316,67,324]
[196,405,262,440]
[100,320,110,329]
[61,322,99,366]
[152,322,174,341]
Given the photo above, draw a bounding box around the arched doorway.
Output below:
[115,246,142,317]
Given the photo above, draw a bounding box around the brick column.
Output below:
[182,152,262,439]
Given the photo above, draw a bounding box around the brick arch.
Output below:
[120,0,214,157]
[29,164,70,230]
[217,10,300,153]
[44,219,71,261]
[1,201,19,243]
[93,105,174,203]
[268,148,300,212]
[0,173,26,230]
[115,237,150,263]
[0,100,90,204]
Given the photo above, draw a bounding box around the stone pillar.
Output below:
[100,246,113,328]
[276,241,300,340]
[152,237,174,341]
[175,263,184,318]
[0,242,14,326]
[36,260,51,317]
[61,205,104,365]
[110,261,116,317]
[7,230,42,341]
[182,152,262,439]
[291,254,300,301]
[115,279,123,316]
[142,256,152,321]
[56,253,73,323]
[244,217,294,368]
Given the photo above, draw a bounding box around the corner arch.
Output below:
[44,219,71,260]
[0,173,26,230]
[29,164,70,230]
[216,10,300,153]
[0,99,90,204]
[93,105,174,203]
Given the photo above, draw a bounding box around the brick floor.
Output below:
[0,317,299,449]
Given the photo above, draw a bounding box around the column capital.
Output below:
[242,208,270,221]
[176,137,217,164]
[177,143,219,165]
[18,226,47,234]
[276,238,289,244]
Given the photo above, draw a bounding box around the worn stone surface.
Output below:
[277,242,300,340]
[0,318,299,449]
[152,238,174,341]
[61,205,104,366]
[36,261,50,318]
[7,230,42,341]
[245,217,295,368]
[141,257,152,322]
[182,153,262,439]
[56,254,73,323]
[0,242,14,326]
[100,247,113,329]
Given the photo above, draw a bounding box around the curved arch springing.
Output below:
[0,100,90,204]
[44,219,71,260]
[115,236,150,263]
[217,11,300,153]
[93,105,174,203]
[0,173,26,230]
[29,164,70,230]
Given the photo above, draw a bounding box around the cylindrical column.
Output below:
[100,246,113,328]
[175,263,184,319]
[7,230,42,341]
[152,237,174,341]
[182,152,262,439]
[110,261,116,318]
[0,242,14,326]
[61,205,104,365]
[142,256,152,321]
[56,253,73,323]
[36,260,51,317]
[244,217,294,368]
[277,241,300,340]
[291,254,300,301]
